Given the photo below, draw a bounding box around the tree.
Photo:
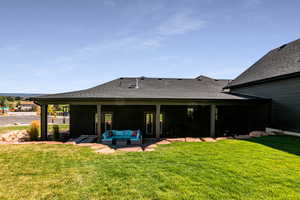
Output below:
[6,96,15,102]
[57,104,65,112]
[36,105,41,116]
[48,105,54,116]
[16,100,21,107]
[0,97,8,114]
[8,102,15,110]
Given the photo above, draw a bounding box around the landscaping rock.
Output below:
[77,143,95,146]
[0,130,29,143]
[144,148,155,152]
[146,144,157,149]
[19,141,64,144]
[117,147,143,152]
[96,148,115,154]
[156,140,170,144]
[201,137,216,142]
[249,131,269,137]
[216,137,232,141]
[64,141,76,145]
[235,135,252,139]
[90,144,108,149]
[166,138,186,142]
[185,137,202,142]
[42,141,64,144]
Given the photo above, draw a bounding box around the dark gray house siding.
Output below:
[216,104,269,136]
[231,76,300,132]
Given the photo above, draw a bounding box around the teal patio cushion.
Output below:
[102,130,141,141]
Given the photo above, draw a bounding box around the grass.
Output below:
[0,135,300,200]
[0,124,69,135]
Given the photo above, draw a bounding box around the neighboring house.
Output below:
[33,38,300,140]
[226,38,300,133]
[18,101,36,112]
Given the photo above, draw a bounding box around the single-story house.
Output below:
[18,101,36,112]
[33,76,269,140]
[33,38,300,140]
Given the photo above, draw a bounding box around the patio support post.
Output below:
[97,104,102,142]
[41,104,48,140]
[155,104,161,138]
[210,105,216,138]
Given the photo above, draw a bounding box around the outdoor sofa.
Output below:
[102,130,142,145]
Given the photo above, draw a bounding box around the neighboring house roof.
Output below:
[33,76,262,101]
[228,38,300,88]
[20,101,35,105]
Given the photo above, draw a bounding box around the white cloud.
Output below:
[42,11,208,66]
[77,36,141,56]
[142,37,164,48]
[76,35,165,57]
[157,13,206,36]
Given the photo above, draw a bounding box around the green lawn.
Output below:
[0,136,300,200]
[0,124,69,135]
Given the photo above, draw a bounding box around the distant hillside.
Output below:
[0,93,45,98]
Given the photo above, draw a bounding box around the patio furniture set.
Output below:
[101,130,142,146]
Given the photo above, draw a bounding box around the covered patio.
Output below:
[33,77,270,142]
[36,99,269,142]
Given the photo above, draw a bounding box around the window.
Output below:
[95,113,99,134]
[144,112,154,135]
[187,107,194,120]
[160,113,164,134]
[103,112,113,131]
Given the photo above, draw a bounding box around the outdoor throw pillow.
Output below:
[132,131,137,137]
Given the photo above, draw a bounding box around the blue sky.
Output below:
[0,0,299,93]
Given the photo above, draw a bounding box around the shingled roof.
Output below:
[33,76,257,101]
[228,38,300,88]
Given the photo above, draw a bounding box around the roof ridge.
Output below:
[118,76,196,80]
[228,37,300,88]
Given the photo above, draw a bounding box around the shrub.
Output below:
[53,125,60,141]
[28,120,39,141]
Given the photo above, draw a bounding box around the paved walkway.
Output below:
[2,135,268,154]
[0,115,69,126]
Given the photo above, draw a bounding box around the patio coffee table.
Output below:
[115,138,128,146]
